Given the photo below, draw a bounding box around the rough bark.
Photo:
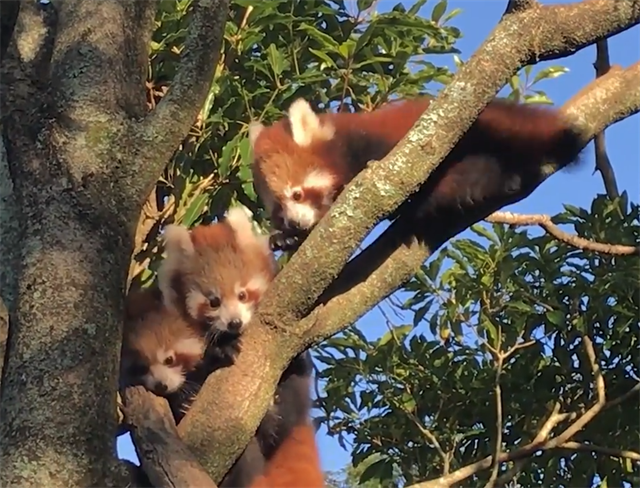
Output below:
[123,386,218,488]
[0,0,230,486]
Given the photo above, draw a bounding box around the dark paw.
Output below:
[269,230,301,252]
[204,332,243,370]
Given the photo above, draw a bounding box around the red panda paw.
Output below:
[269,229,305,252]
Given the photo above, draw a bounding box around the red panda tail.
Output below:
[460,98,583,171]
[249,422,325,488]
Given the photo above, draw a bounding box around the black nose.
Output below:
[154,382,168,395]
[228,319,243,332]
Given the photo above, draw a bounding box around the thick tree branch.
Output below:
[304,61,640,346]
[485,211,640,255]
[122,386,218,488]
[259,0,640,332]
[178,327,288,480]
[135,0,230,201]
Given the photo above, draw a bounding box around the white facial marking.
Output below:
[185,289,208,320]
[304,170,335,190]
[245,275,269,297]
[145,365,184,393]
[281,170,336,230]
[174,337,205,358]
[283,199,318,230]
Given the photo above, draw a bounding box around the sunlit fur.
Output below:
[120,288,206,396]
[248,422,325,488]
[157,206,277,336]
[250,96,584,238]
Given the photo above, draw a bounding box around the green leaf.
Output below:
[308,48,337,69]
[357,0,375,11]
[299,23,341,51]
[431,0,448,23]
[545,309,566,327]
[359,457,394,485]
[182,194,208,227]
[266,43,284,76]
[408,0,428,15]
[532,65,569,85]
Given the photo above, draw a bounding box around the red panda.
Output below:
[248,96,584,251]
[248,422,325,488]
[121,206,319,488]
[120,288,206,397]
[157,206,277,338]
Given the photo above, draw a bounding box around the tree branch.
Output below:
[122,386,218,488]
[303,60,640,347]
[485,211,640,255]
[135,0,230,200]
[592,39,620,199]
[259,0,640,332]
[405,350,639,488]
[557,441,640,462]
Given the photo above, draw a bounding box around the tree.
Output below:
[0,0,638,487]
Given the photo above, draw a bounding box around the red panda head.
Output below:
[121,299,205,396]
[249,99,349,232]
[157,206,277,335]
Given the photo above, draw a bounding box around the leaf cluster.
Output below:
[314,193,639,487]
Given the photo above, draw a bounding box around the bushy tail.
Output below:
[461,98,584,170]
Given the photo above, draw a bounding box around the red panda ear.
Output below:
[162,224,194,256]
[248,121,264,148]
[226,206,273,259]
[157,224,195,310]
[288,98,335,147]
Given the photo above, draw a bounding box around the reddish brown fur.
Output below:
[158,209,277,331]
[251,96,583,231]
[120,288,205,384]
[249,422,325,488]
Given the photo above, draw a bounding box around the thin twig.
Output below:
[485,211,639,256]
[592,39,620,200]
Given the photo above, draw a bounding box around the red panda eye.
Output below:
[238,291,247,302]
[291,190,303,202]
[208,296,221,308]
[163,356,175,366]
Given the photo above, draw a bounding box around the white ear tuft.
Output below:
[248,121,265,147]
[226,205,258,247]
[162,224,194,255]
[288,98,335,147]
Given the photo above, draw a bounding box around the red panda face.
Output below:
[250,99,345,232]
[121,307,206,396]
[157,207,277,335]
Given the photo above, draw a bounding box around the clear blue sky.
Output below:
[117,0,640,477]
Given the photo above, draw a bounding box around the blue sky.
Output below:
[117,0,640,479]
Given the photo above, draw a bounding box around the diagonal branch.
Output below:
[122,386,218,488]
[485,211,640,255]
[304,60,640,346]
[259,0,640,331]
[135,0,230,199]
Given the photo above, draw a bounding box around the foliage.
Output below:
[315,193,640,487]
[131,0,463,288]
[127,1,638,487]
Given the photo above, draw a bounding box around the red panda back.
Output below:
[249,422,325,488]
